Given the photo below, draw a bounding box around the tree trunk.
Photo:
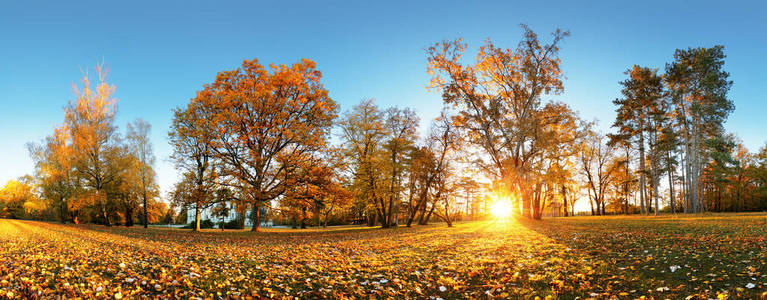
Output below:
[102,206,111,226]
[195,200,201,232]
[667,150,676,214]
[251,202,261,232]
[59,196,67,224]
[522,187,532,218]
[532,184,542,220]
[638,131,647,215]
[143,191,148,228]
[125,196,134,227]
[561,185,568,217]
[421,203,436,225]
[624,147,630,215]
[653,162,660,216]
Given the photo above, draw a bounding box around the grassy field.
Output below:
[1,214,766,299]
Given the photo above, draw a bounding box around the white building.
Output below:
[186,205,273,228]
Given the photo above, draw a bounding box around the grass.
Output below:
[0,214,765,299]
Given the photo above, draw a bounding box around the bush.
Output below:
[222,218,243,229]
[183,219,215,229]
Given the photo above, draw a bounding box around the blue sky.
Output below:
[1,0,765,201]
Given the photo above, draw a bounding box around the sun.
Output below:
[490,200,512,219]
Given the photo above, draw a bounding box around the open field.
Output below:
[1,214,766,299]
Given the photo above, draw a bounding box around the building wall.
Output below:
[186,206,276,227]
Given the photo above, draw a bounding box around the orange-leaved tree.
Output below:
[426,25,570,219]
[194,58,338,232]
[65,63,122,226]
[169,98,218,232]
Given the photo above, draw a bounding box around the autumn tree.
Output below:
[169,100,218,231]
[339,99,388,227]
[112,145,141,226]
[126,119,158,228]
[0,176,45,219]
[404,146,435,226]
[577,131,619,215]
[426,24,570,219]
[380,107,419,226]
[194,58,338,232]
[65,63,123,226]
[27,126,75,223]
[527,103,583,219]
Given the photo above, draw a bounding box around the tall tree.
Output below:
[612,65,665,215]
[425,113,460,226]
[380,107,419,227]
[195,58,338,232]
[577,132,619,215]
[426,25,569,219]
[169,99,218,231]
[65,63,122,226]
[126,119,158,228]
[27,126,75,223]
[666,46,734,213]
[339,99,389,227]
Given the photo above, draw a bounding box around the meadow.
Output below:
[1,214,766,299]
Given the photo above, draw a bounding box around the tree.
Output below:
[612,65,666,215]
[211,200,230,231]
[195,58,338,232]
[380,107,419,227]
[169,99,218,232]
[113,146,141,226]
[425,113,460,226]
[65,63,122,226]
[126,119,158,228]
[577,132,619,215]
[27,125,75,223]
[527,103,583,219]
[339,99,388,227]
[665,46,734,213]
[0,177,45,219]
[426,24,569,219]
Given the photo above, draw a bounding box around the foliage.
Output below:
[185,58,338,232]
[0,177,46,219]
[426,24,574,219]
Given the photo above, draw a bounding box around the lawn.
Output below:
[1,214,766,299]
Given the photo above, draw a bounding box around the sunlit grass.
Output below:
[0,214,765,299]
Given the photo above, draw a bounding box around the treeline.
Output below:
[0,64,173,226]
[608,46,767,214]
[4,25,766,229]
[166,58,480,231]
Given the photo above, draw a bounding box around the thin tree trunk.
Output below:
[561,185,568,217]
[667,151,676,214]
[638,131,647,215]
[60,196,67,224]
[143,192,148,228]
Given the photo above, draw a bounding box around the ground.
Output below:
[1,214,766,299]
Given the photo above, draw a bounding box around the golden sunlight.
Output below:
[490,199,513,219]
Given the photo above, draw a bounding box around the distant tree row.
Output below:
[4,64,173,226]
[608,46,767,214]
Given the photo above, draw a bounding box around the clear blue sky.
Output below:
[1,0,765,201]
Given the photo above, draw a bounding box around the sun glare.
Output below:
[490,200,512,219]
